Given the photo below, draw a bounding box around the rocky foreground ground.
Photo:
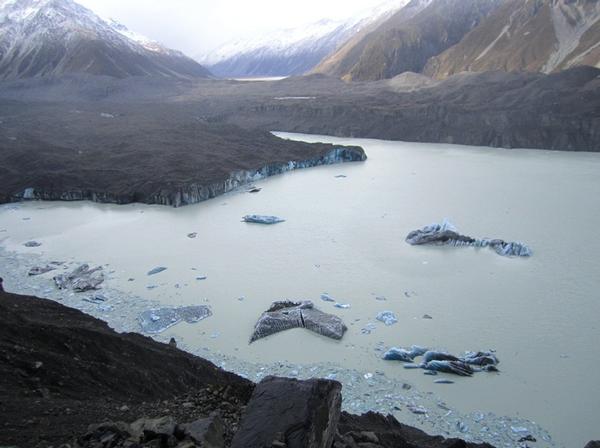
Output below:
[0,290,563,448]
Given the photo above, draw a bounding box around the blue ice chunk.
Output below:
[321,293,336,302]
[242,215,285,224]
[376,311,398,326]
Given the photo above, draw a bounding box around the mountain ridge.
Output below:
[198,0,410,78]
[424,0,600,79]
[312,0,504,81]
[0,0,211,80]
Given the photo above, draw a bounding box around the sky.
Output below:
[77,0,390,58]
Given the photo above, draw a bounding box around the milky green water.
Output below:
[1,134,599,447]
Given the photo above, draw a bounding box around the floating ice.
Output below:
[406,219,532,257]
[320,293,336,302]
[28,265,56,276]
[54,264,104,292]
[139,305,212,334]
[376,311,398,326]
[147,266,167,276]
[250,300,347,342]
[242,215,285,224]
[383,345,427,362]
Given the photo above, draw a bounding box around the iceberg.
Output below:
[139,305,212,334]
[250,300,347,343]
[53,264,104,292]
[406,219,532,257]
[376,311,398,326]
[242,215,285,225]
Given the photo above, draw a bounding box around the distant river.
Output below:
[1,133,599,447]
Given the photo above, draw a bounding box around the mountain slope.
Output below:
[0,0,211,80]
[198,0,409,78]
[313,0,504,81]
[424,0,600,79]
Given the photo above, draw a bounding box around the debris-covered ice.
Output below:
[384,347,500,377]
[139,305,212,334]
[250,300,347,342]
[54,264,104,292]
[406,219,532,257]
[28,265,57,276]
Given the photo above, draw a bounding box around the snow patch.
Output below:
[543,1,600,73]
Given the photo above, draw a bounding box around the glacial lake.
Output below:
[1,133,599,447]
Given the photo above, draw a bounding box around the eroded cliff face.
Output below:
[9,147,367,207]
[424,0,600,79]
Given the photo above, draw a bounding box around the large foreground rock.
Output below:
[231,376,342,448]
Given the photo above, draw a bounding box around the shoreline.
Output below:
[0,243,556,448]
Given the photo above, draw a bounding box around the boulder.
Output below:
[179,413,225,447]
[250,300,347,343]
[231,376,342,448]
[130,416,177,443]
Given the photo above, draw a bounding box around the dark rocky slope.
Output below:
[0,100,365,206]
[0,291,502,448]
[205,67,600,151]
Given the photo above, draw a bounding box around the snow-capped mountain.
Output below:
[197,0,411,78]
[0,0,211,80]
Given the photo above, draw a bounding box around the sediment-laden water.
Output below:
[1,133,599,447]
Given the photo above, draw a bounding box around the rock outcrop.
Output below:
[231,376,341,448]
[78,414,225,448]
[250,300,348,343]
[335,412,495,448]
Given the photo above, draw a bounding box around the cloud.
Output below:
[76,0,387,57]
